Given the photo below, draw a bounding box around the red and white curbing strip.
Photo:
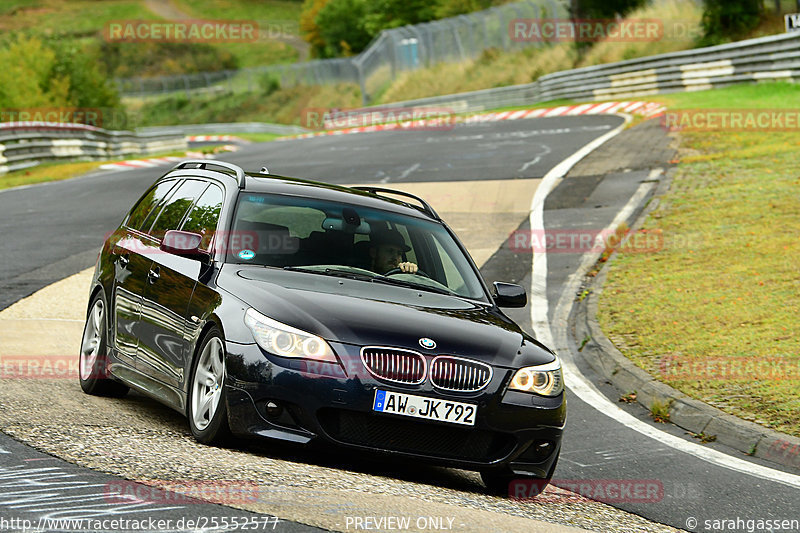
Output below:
[99,154,216,172]
[280,101,667,141]
[99,156,185,171]
[98,144,242,172]
[187,135,245,143]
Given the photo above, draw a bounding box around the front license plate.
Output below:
[373,389,476,426]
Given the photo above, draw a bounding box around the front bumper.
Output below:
[223,341,566,477]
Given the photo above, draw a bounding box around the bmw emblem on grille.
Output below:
[419,337,436,350]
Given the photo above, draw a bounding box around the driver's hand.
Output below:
[398,261,418,273]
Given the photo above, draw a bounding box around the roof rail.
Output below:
[170,160,247,188]
[351,186,439,220]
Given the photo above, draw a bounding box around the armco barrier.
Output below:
[137,122,308,136]
[115,21,800,107]
[0,122,187,175]
[308,31,800,114]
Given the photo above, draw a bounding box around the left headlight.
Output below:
[244,308,337,363]
[508,358,564,397]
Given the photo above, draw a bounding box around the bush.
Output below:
[570,0,647,19]
[50,42,120,110]
[699,0,763,45]
[315,0,372,57]
[0,35,122,123]
[301,0,494,58]
[261,74,281,96]
[96,41,238,78]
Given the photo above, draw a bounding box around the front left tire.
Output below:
[79,293,129,397]
[188,327,231,445]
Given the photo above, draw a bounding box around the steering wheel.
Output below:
[384,267,431,278]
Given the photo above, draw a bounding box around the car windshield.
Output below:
[225,192,487,300]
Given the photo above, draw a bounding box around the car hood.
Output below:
[218,265,554,367]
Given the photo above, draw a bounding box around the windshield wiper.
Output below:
[283,266,375,281]
[371,275,455,296]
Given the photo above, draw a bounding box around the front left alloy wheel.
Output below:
[188,327,231,445]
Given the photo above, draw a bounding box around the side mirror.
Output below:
[160,230,206,259]
[493,281,527,308]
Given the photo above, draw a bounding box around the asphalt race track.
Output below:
[1,115,798,532]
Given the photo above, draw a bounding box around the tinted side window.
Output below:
[180,184,224,251]
[149,180,209,238]
[125,180,177,231]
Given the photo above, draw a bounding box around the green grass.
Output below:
[126,83,363,127]
[0,0,298,79]
[221,132,283,142]
[650,82,800,109]
[0,0,158,35]
[173,0,303,25]
[172,0,302,67]
[0,161,110,190]
[597,82,800,437]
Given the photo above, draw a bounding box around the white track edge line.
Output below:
[528,122,800,489]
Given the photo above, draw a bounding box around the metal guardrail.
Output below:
[332,31,800,116]
[137,122,308,136]
[0,123,187,175]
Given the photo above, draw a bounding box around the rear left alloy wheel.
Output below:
[188,328,231,445]
[79,294,129,397]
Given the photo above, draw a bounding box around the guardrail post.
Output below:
[449,20,466,61]
[355,59,368,105]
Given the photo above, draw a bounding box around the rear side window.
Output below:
[180,184,224,251]
[149,180,209,238]
[125,180,177,231]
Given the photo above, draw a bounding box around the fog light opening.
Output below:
[533,440,553,458]
[265,400,283,419]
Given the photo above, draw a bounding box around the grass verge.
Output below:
[597,82,800,437]
[126,83,363,127]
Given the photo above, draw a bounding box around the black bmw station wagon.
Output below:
[79,160,565,493]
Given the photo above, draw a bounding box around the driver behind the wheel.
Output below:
[369,228,418,274]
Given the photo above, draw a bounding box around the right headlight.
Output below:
[244,308,336,363]
[508,358,564,397]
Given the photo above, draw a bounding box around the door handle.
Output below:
[147,267,160,283]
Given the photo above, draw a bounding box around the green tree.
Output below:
[301,0,330,58]
[363,0,438,34]
[315,0,372,57]
[700,0,763,45]
[51,42,120,110]
[0,35,69,108]
[0,35,123,126]
[434,0,500,18]
[569,0,647,20]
